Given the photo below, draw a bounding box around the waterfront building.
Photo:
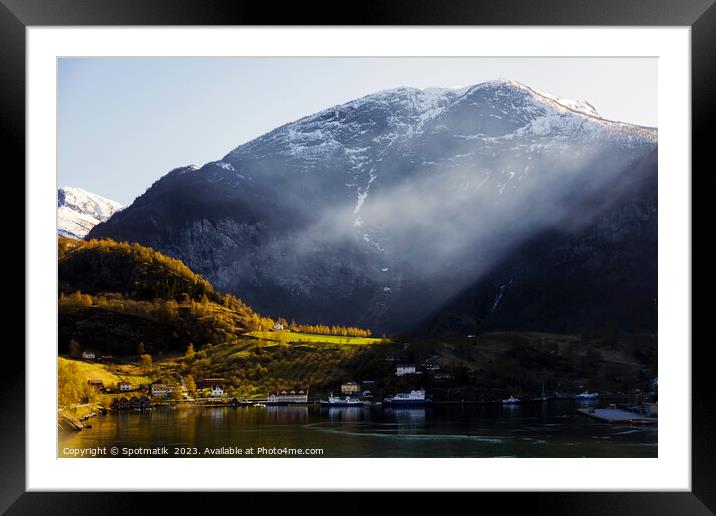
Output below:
[204,378,226,397]
[396,364,417,376]
[210,384,224,397]
[118,381,132,392]
[150,383,175,398]
[266,389,309,404]
[341,381,360,394]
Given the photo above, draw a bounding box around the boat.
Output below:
[534,382,548,402]
[253,403,266,407]
[502,395,520,405]
[383,388,432,406]
[575,391,599,399]
[319,394,365,407]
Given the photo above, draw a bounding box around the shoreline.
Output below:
[111,394,636,409]
[58,403,106,431]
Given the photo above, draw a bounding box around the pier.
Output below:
[577,407,657,425]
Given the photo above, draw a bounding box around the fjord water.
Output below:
[59,400,656,458]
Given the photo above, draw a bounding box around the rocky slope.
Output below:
[89,79,657,333]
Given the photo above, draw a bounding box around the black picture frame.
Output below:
[4,0,714,513]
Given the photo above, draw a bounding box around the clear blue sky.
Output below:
[58,57,656,205]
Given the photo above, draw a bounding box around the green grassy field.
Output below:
[175,335,396,396]
[245,330,386,345]
[58,356,151,388]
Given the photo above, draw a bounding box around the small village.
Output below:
[82,356,443,408]
[71,347,658,427]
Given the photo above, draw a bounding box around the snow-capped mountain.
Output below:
[89,79,657,333]
[58,187,122,239]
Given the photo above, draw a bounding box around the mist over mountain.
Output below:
[89,79,657,334]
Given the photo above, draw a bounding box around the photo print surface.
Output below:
[57,57,657,458]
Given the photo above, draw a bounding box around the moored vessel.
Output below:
[319,394,365,407]
[575,391,599,399]
[383,388,432,406]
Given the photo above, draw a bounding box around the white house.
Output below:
[395,364,417,376]
[82,351,96,360]
[266,389,309,404]
[150,383,175,398]
[210,384,225,397]
[118,381,132,392]
[274,323,284,330]
[204,378,226,398]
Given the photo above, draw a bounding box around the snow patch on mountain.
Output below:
[225,85,467,165]
[58,187,122,239]
[497,78,656,143]
[226,79,655,166]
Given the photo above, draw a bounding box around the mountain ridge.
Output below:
[223,79,655,167]
[88,79,658,334]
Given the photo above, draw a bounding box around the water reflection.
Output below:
[59,401,657,458]
[264,405,309,422]
[326,407,365,422]
[575,398,598,406]
[385,407,427,423]
[208,407,227,422]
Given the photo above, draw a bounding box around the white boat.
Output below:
[320,394,364,406]
[502,395,520,405]
[383,388,432,406]
[575,391,599,399]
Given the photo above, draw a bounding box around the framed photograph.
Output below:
[6,0,714,512]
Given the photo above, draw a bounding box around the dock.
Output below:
[577,407,657,425]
